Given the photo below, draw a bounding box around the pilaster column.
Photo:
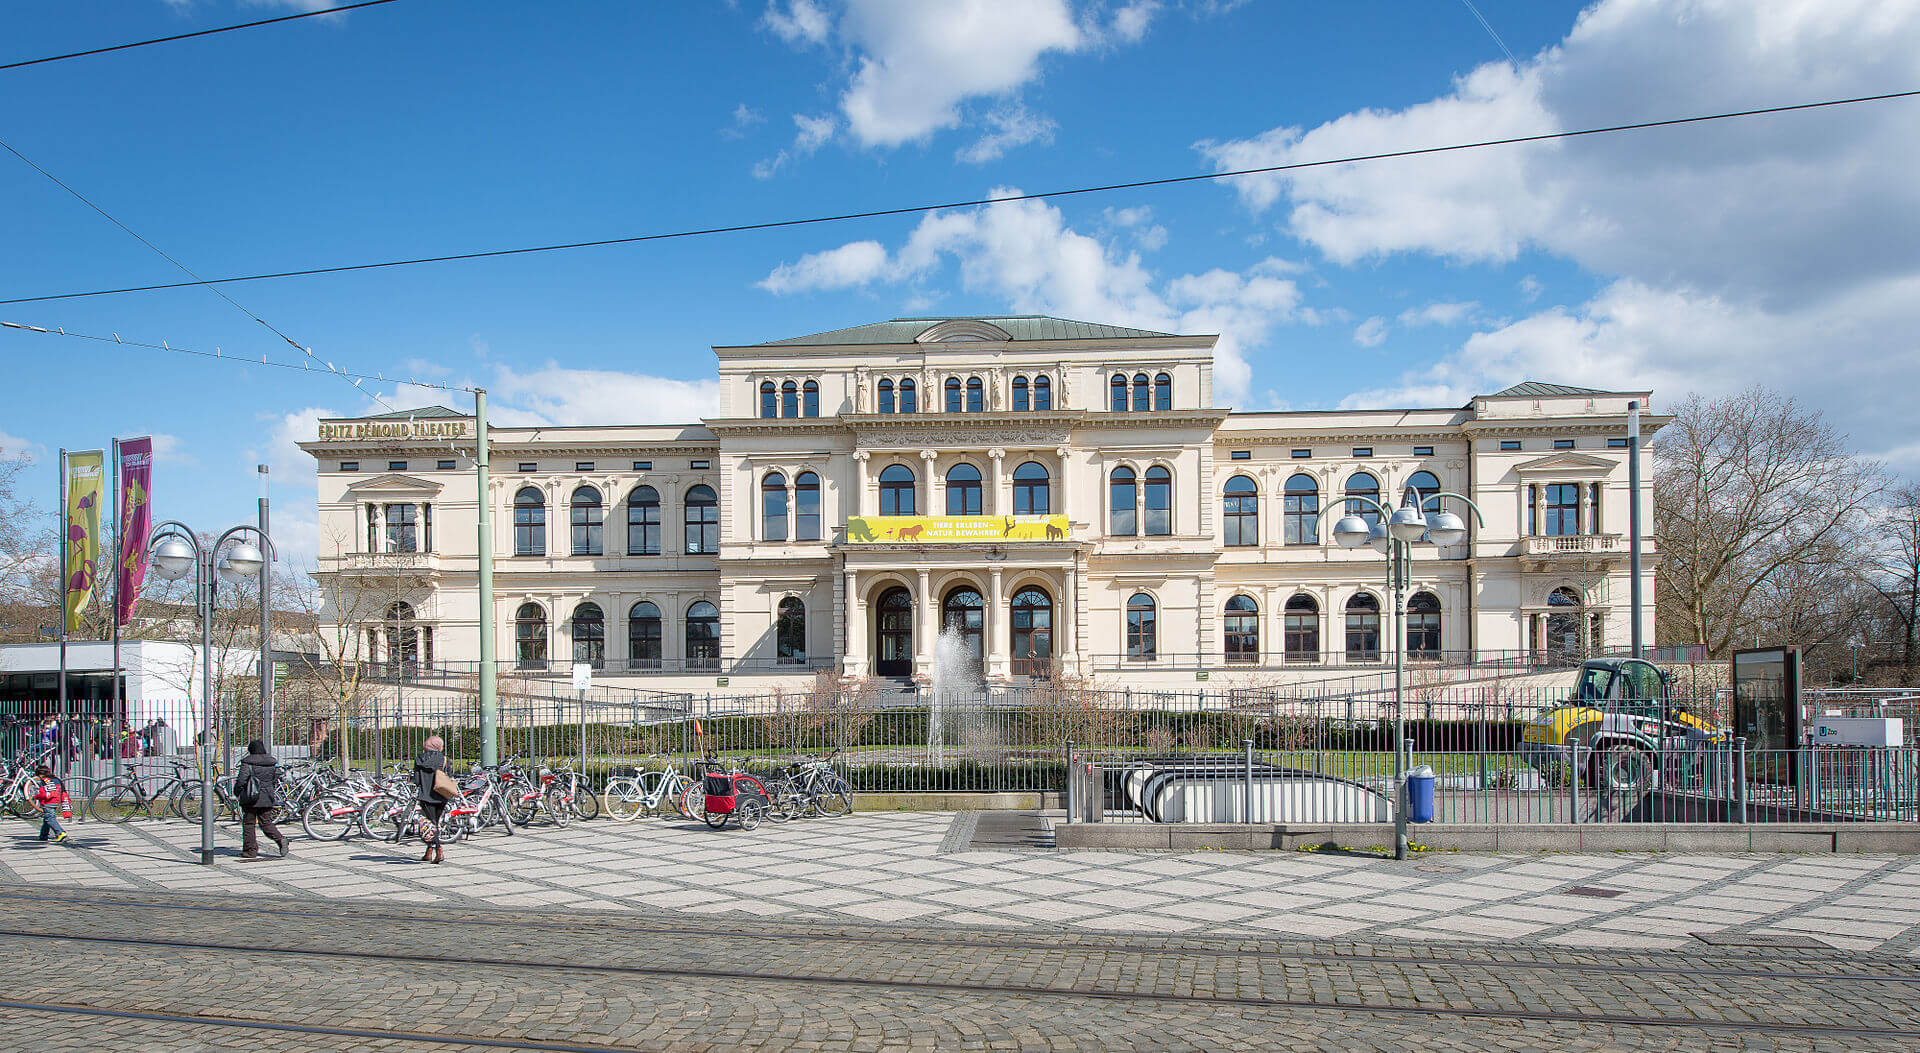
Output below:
[842,570,863,675]
[987,448,1006,515]
[918,449,937,516]
[915,568,935,670]
[851,451,869,518]
[1061,561,1078,663]
[1055,445,1072,523]
[988,567,1009,678]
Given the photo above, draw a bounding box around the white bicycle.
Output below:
[602,757,700,821]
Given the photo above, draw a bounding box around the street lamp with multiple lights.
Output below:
[1318,490,1485,860]
[148,520,274,866]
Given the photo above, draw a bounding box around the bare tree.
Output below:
[1857,484,1920,672]
[1654,388,1888,657]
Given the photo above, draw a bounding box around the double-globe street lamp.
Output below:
[1317,490,1485,860]
[148,521,275,866]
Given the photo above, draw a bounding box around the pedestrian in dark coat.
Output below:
[413,735,450,864]
[232,740,290,860]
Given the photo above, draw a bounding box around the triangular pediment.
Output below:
[343,473,444,495]
[1512,452,1615,475]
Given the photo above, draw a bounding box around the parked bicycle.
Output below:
[603,756,700,821]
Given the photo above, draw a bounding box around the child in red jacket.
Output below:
[29,766,69,844]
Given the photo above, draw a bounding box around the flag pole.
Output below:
[57,448,68,775]
[111,438,123,780]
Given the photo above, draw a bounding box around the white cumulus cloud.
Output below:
[1353,317,1387,348]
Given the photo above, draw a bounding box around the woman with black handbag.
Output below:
[413,735,454,864]
[233,740,290,860]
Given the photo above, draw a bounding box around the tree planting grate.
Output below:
[1560,885,1624,898]
[1692,932,1832,949]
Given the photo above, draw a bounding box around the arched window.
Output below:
[794,472,821,540]
[1403,470,1441,510]
[802,379,819,417]
[1285,594,1320,662]
[1345,593,1381,662]
[879,464,916,516]
[1126,594,1157,659]
[1154,372,1172,410]
[899,378,916,413]
[570,486,602,556]
[1143,465,1172,536]
[626,485,660,555]
[1110,373,1128,412]
[944,377,963,413]
[1345,472,1381,529]
[966,376,984,412]
[627,601,661,670]
[1011,375,1029,412]
[514,603,547,670]
[1547,586,1582,659]
[684,484,718,555]
[777,596,806,664]
[1011,586,1053,676]
[1013,461,1050,515]
[781,380,798,418]
[513,487,546,556]
[1283,473,1319,545]
[1224,595,1259,663]
[1032,374,1051,410]
[941,587,985,678]
[1223,475,1259,547]
[1108,466,1137,536]
[874,587,913,677]
[686,600,720,670]
[1132,373,1150,411]
[571,602,605,669]
[1407,592,1441,658]
[946,463,982,515]
[378,602,417,670]
[877,378,894,413]
[762,472,788,542]
[759,381,777,419]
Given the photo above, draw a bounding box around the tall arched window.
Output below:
[1153,372,1172,410]
[946,463,982,515]
[759,381,777,419]
[941,587,985,677]
[762,472,788,542]
[570,486,602,556]
[781,380,799,417]
[684,484,718,555]
[1224,595,1259,663]
[879,464,916,515]
[898,378,916,412]
[795,472,821,541]
[1285,594,1320,662]
[571,602,605,669]
[1407,592,1441,658]
[1011,586,1053,675]
[1110,373,1128,411]
[966,376,984,412]
[1143,465,1172,536]
[1013,461,1050,515]
[1547,586,1582,658]
[802,379,819,417]
[777,596,806,664]
[877,378,895,413]
[1403,470,1441,510]
[1126,594,1157,659]
[514,603,547,669]
[513,487,546,556]
[626,485,660,555]
[1345,593,1381,662]
[1132,373,1150,411]
[1223,475,1259,547]
[944,377,962,413]
[627,601,661,670]
[1032,374,1051,410]
[1109,467,1137,536]
[1011,375,1029,412]
[1345,472,1381,529]
[1283,473,1319,545]
[686,601,720,670]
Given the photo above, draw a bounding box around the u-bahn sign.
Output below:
[844,515,1068,544]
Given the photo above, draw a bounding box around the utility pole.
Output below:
[1628,400,1644,658]
[259,464,273,747]
[476,389,498,766]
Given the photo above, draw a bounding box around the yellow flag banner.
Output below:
[63,449,105,634]
[844,515,1068,544]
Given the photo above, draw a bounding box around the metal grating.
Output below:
[1561,885,1625,898]
[1692,932,1833,949]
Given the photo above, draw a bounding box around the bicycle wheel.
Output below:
[736,797,764,832]
[762,779,792,824]
[678,784,703,820]
[542,785,573,827]
[815,777,852,818]
[572,778,601,820]
[86,777,140,824]
[702,808,728,829]
[435,811,466,844]
[358,794,403,841]
[300,794,357,841]
[504,779,540,827]
[603,777,646,822]
[492,797,515,837]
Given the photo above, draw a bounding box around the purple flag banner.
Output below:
[116,437,153,627]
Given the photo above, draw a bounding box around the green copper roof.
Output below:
[359,405,465,420]
[754,315,1182,346]
[1489,382,1616,398]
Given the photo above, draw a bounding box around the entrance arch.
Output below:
[1010,586,1053,677]
[941,586,985,679]
[873,587,914,678]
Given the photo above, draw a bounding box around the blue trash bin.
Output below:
[1405,765,1436,824]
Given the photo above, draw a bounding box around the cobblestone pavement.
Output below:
[0,887,1916,1050]
[6,811,1919,956]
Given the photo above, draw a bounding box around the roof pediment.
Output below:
[343,473,445,495]
[1512,452,1616,475]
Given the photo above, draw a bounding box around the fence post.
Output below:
[1735,737,1748,823]
[578,692,588,784]
[374,691,385,776]
[1065,738,1077,824]
[1243,738,1254,824]
[1569,742,1582,824]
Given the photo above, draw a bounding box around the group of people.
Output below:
[25,715,176,763]
[219,734,455,863]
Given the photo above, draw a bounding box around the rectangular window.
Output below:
[633,460,652,471]
[1352,447,1372,458]
[690,460,710,470]
[383,503,418,553]
[1606,438,1629,449]
[1500,441,1521,452]
[339,461,359,472]
[1413,446,1434,457]
[1553,439,1574,451]
[388,461,407,471]
[1229,450,1251,460]
[518,462,537,472]
[1290,449,1311,459]
[1544,482,1580,537]
[437,459,455,470]
[576,461,595,472]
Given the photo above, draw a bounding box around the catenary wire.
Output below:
[0,322,471,393]
[0,0,402,73]
[2,87,1913,307]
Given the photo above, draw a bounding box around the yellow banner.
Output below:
[63,450,105,634]
[845,515,1069,544]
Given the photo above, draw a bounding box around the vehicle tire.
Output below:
[702,808,728,829]
[300,795,356,841]
[1599,745,1655,794]
[603,777,647,822]
[679,784,703,820]
[86,778,140,824]
[737,797,764,832]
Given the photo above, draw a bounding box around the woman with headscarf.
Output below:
[413,735,450,863]
[232,740,290,860]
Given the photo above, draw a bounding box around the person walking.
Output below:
[232,740,290,860]
[29,766,70,844]
[413,735,451,864]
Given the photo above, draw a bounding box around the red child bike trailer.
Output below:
[699,764,765,830]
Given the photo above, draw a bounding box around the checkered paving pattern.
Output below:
[6,813,1920,955]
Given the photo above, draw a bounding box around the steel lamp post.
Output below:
[148,521,275,866]
[1317,490,1485,860]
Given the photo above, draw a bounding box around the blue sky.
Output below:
[3,0,1917,566]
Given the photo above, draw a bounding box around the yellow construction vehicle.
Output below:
[1521,658,1727,791]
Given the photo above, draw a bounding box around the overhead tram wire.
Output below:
[0,0,403,72]
[2,87,1914,308]
[0,322,471,394]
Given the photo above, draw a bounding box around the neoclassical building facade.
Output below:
[303,316,1661,691]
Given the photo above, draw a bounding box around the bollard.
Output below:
[1065,739,1077,824]
[1735,737,1748,823]
[1243,739,1254,823]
